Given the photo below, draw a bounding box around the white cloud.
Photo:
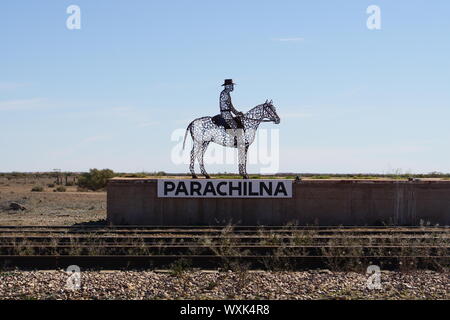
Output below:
[280,112,313,119]
[110,106,134,114]
[50,135,111,158]
[0,82,28,91]
[274,37,304,42]
[0,98,48,111]
[82,135,109,143]
[138,121,160,128]
[174,118,194,125]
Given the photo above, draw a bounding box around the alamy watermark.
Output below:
[366,265,382,290]
[66,5,81,30]
[65,265,81,290]
[171,128,280,174]
[367,5,381,30]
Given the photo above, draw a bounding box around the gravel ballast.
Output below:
[0,270,448,300]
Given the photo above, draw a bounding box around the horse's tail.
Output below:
[182,121,194,150]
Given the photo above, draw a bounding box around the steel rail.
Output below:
[1,245,448,256]
[0,229,447,236]
[0,255,448,270]
[0,225,447,229]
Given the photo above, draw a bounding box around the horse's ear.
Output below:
[265,99,268,103]
[270,99,273,104]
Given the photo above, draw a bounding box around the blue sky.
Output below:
[1,0,449,173]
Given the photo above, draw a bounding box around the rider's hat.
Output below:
[222,79,236,86]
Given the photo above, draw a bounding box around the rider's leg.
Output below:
[223,118,238,147]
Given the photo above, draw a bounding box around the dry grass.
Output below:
[0,176,105,226]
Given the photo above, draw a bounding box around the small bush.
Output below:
[47,183,55,188]
[31,186,44,192]
[310,175,331,179]
[169,258,192,277]
[77,169,116,191]
[122,172,147,178]
[54,186,66,192]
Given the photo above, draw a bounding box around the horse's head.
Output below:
[263,100,280,124]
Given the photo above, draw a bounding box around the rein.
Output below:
[242,117,274,122]
[240,103,277,122]
[228,103,277,123]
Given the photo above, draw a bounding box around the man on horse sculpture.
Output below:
[183,79,280,179]
[219,79,244,130]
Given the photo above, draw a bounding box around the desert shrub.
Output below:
[122,172,147,178]
[31,186,44,192]
[54,186,66,192]
[77,169,116,191]
[169,258,192,276]
[47,183,55,188]
[310,175,331,179]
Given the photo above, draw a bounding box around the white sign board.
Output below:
[157,179,292,198]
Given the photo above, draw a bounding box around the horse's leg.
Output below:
[198,142,210,179]
[190,141,199,179]
[238,144,249,179]
[243,144,249,179]
[236,130,248,179]
[237,148,245,178]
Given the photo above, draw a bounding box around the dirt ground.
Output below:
[0,176,448,300]
[0,176,105,226]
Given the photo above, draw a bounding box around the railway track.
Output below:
[0,226,448,270]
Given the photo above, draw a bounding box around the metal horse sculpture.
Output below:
[183,100,280,179]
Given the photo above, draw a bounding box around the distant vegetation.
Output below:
[2,170,450,193]
[204,172,450,180]
[77,169,117,191]
[53,186,66,192]
[122,171,166,178]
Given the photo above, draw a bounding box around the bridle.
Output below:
[241,103,279,122]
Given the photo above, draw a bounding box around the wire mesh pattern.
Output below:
[183,100,280,179]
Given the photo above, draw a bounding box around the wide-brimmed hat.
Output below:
[222,79,236,86]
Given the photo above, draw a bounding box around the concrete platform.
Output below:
[107,178,450,226]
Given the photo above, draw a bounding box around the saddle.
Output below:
[211,114,244,130]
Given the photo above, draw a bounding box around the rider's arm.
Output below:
[229,98,243,116]
[220,91,232,112]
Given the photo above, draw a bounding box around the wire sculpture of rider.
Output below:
[220,79,246,149]
[220,79,244,128]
